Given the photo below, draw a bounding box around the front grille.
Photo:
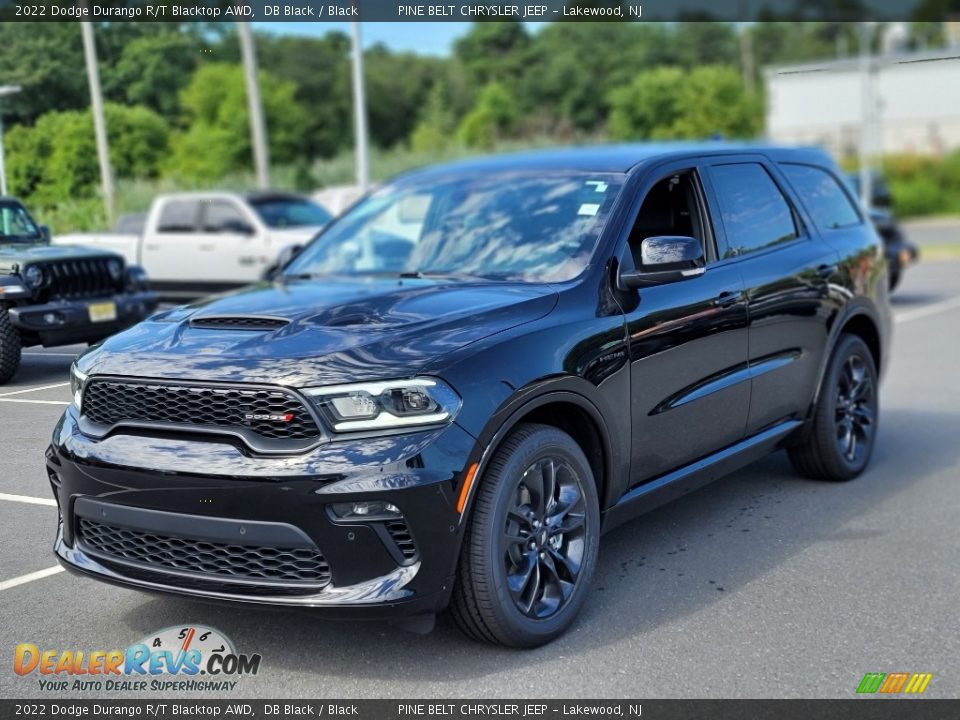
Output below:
[82,379,320,441]
[386,518,418,561]
[40,258,122,299]
[78,518,331,586]
[190,316,289,331]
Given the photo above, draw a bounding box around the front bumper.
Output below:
[47,406,478,617]
[10,291,158,346]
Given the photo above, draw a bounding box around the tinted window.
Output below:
[0,201,42,243]
[156,200,200,233]
[202,201,248,233]
[783,164,862,229]
[711,163,798,257]
[287,172,624,283]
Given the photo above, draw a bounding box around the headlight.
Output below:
[125,265,148,291]
[70,364,88,411]
[23,265,44,289]
[107,258,123,282]
[303,377,461,433]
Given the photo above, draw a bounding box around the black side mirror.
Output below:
[619,236,705,289]
[269,244,304,279]
[221,219,256,236]
[39,225,52,242]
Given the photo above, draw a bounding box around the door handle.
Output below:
[713,290,742,307]
[144,244,160,251]
[817,263,838,278]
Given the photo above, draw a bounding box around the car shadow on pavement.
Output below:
[7,356,76,389]
[118,405,957,683]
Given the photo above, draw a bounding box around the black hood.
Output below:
[79,277,558,386]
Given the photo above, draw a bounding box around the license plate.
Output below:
[88,301,117,323]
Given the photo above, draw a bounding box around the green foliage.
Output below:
[608,66,760,141]
[411,84,458,154]
[167,63,308,182]
[6,104,169,206]
[457,83,519,149]
[881,151,960,217]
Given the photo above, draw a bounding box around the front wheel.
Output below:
[0,308,22,385]
[789,334,879,481]
[450,423,600,647]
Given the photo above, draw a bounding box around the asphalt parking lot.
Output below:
[2,258,959,700]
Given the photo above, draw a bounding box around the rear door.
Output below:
[195,199,266,284]
[141,198,202,285]
[703,157,841,435]
[619,161,750,486]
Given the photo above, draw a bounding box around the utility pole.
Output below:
[738,11,755,94]
[80,21,114,224]
[858,22,876,211]
[239,22,270,189]
[351,21,370,191]
[0,85,22,197]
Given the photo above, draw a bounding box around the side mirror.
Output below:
[619,236,705,289]
[39,225,52,242]
[222,219,256,236]
[269,244,304,279]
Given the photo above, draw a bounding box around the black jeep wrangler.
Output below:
[0,197,157,384]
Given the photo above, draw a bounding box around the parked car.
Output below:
[313,184,365,217]
[54,191,332,300]
[846,173,919,290]
[0,197,157,384]
[49,144,890,647]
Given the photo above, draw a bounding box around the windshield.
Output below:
[0,201,43,244]
[285,171,624,283]
[250,198,333,229]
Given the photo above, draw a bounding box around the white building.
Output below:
[765,48,960,159]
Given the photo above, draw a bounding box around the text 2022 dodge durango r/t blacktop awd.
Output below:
[48,144,891,647]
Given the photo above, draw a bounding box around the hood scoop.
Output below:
[189,316,289,331]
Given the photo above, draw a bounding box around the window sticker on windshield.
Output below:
[585,181,608,193]
[578,203,600,216]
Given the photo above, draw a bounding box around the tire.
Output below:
[450,423,600,648]
[0,307,22,385]
[788,334,878,481]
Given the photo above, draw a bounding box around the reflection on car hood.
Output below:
[79,277,558,386]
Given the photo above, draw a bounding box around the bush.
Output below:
[880,150,960,217]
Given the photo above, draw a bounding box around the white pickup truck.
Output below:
[53,191,332,299]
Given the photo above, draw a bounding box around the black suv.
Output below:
[48,144,890,647]
[0,197,157,383]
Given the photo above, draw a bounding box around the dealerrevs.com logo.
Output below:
[14,625,261,693]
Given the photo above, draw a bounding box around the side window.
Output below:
[201,201,249,233]
[781,164,862,230]
[626,170,710,268]
[156,201,200,233]
[710,163,798,258]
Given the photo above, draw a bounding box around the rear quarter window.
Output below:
[781,164,862,230]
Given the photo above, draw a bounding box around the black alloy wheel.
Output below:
[450,423,600,647]
[789,334,879,481]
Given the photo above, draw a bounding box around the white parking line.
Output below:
[0,566,64,592]
[0,382,71,397]
[0,398,69,405]
[895,294,960,325]
[0,492,57,507]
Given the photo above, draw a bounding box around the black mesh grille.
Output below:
[82,380,320,441]
[386,518,418,561]
[190,316,289,330]
[78,518,331,586]
[39,258,123,299]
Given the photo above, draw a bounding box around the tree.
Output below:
[364,44,444,149]
[103,31,202,120]
[411,83,457,153]
[608,66,760,141]
[168,63,309,182]
[454,22,531,87]
[457,82,518,149]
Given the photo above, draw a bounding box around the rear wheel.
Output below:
[450,423,600,647]
[0,308,22,385]
[789,334,878,481]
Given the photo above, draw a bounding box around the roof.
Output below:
[403,142,834,179]
[765,46,960,77]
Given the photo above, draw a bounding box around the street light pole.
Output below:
[239,22,270,189]
[80,20,115,225]
[0,85,22,197]
[351,21,370,191]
